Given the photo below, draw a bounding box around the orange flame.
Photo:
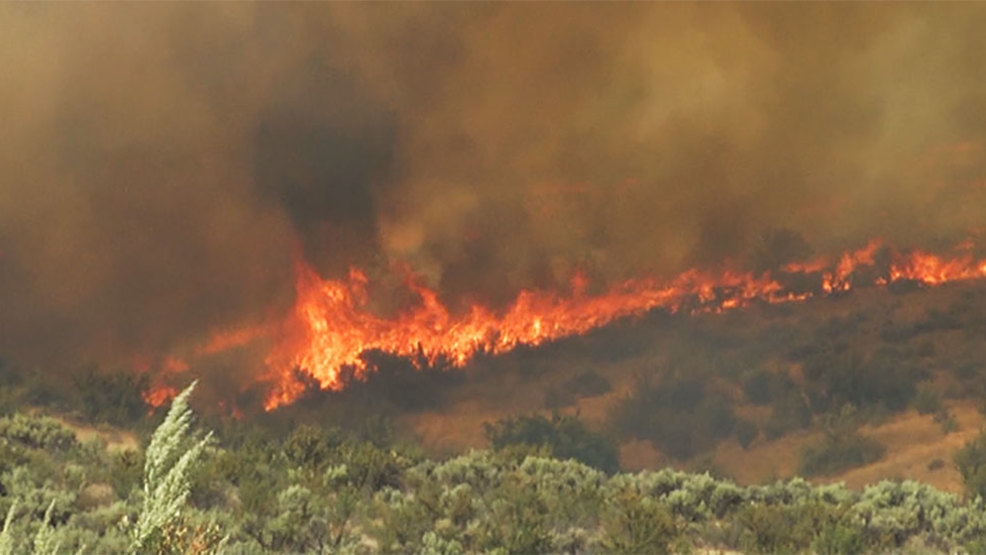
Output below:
[889,250,986,285]
[256,239,986,410]
[138,239,986,412]
[142,384,180,409]
[261,263,803,409]
[138,356,189,409]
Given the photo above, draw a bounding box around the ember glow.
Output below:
[143,385,181,409]
[888,251,986,285]
[140,356,189,408]
[242,239,986,410]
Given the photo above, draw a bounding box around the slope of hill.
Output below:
[391,279,986,488]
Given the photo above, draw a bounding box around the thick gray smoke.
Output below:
[1,3,986,370]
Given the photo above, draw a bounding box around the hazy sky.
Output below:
[2,3,985,368]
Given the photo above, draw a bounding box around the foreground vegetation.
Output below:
[1,384,985,554]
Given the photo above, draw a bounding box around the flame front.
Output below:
[141,239,986,411]
[257,239,986,410]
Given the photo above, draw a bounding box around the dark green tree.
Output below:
[484,413,620,474]
[954,427,986,499]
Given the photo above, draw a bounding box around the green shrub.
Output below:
[764,390,812,440]
[609,376,737,459]
[597,484,679,553]
[966,538,986,555]
[335,441,410,492]
[812,522,865,554]
[800,407,885,477]
[71,368,149,426]
[0,409,981,553]
[485,413,620,474]
[913,384,942,415]
[479,474,554,554]
[736,504,800,553]
[108,449,143,499]
[799,431,885,477]
[0,414,77,451]
[935,409,959,434]
[803,346,921,413]
[282,424,343,470]
[954,428,986,500]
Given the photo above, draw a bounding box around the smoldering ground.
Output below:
[1,3,986,387]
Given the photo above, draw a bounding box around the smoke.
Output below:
[1,4,986,371]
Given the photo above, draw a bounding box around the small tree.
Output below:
[799,406,885,477]
[484,413,620,474]
[954,427,986,500]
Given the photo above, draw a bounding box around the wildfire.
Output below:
[889,250,986,285]
[143,384,180,409]
[258,263,802,409]
[139,356,188,409]
[142,239,986,412]
[257,239,986,409]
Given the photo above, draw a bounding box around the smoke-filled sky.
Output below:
[2,3,986,368]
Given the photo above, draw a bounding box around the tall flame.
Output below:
[140,239,986,411]
[257,239,986,409]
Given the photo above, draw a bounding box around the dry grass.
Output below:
[400,281,986,494]
[410,399,498,453]
[53,416,139,452]
[408,356,984,493]
[823,402,983,493]
[707,402,984,492]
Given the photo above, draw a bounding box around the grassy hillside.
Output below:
[359,280,986,490]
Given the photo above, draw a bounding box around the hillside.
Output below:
[383,279,986,489]
[2,266,986,554]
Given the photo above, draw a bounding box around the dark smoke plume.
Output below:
[1,4,986,375]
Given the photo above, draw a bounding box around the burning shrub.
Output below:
[285,352,463,431]
[349,351,463,412]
